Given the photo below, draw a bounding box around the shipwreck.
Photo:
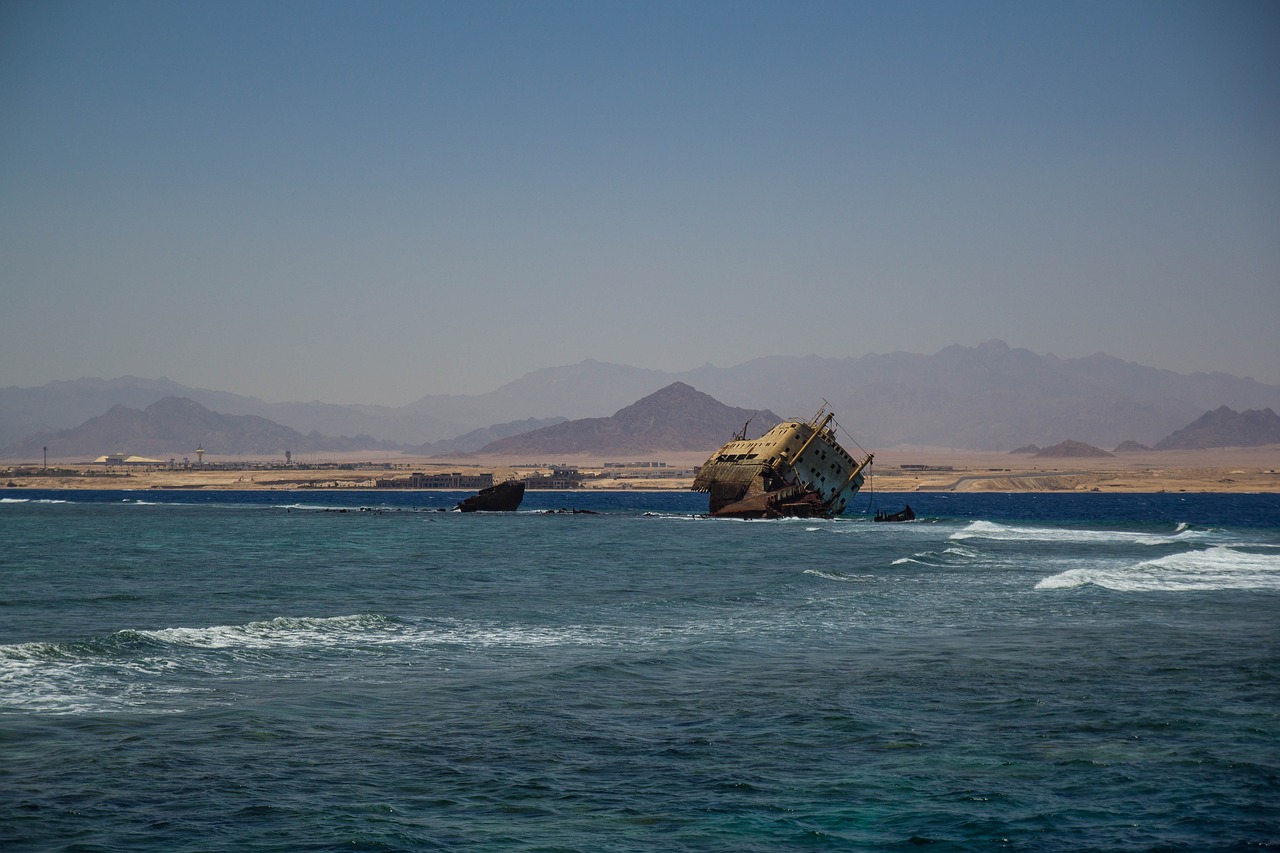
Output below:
[456,479,526,512]
[692,407,873,519]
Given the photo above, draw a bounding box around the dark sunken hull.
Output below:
[874,504,916,522]
[456,480,525,512]
[709,485,830,520]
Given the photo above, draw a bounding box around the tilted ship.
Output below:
[692,407,873,519]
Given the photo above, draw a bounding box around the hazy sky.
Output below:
[3,1,1277,404]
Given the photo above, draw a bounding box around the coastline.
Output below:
[5,447,1279,494]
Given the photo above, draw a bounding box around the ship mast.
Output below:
[838,452,875,493]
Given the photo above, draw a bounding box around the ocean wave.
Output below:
[148,614,628,651]
[952,519,1209,546]
[0,639,215,715]
[140,614,408,650]
[1035,546,1280,592]
[802,568,872,582]
[0,614,643,715]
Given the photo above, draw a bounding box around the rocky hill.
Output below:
[1034,440,1114,458]
[1154,407,1280,450]
[1,397,400,459]
[475,383,781,456]
[409,417,568,456]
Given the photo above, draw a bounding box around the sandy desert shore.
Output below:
[5,447,1279,494]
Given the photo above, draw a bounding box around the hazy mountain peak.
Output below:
[475,383,781,455]
[1154,406,1280,450]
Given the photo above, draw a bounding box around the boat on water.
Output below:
[456,479,526,512]
[691,406,873,519]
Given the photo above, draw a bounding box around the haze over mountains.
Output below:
[2,397,400,459]
[4,341,1280,457]
[1154,406,1280,451]
[476,383,781,456]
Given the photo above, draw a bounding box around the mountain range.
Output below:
[475,382,781,455]
[1,397,401,459]
[3,341,1280,455]
[3,386,1278,463]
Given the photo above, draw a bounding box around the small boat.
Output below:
[874,504,915,522]
[456,479,525,512]
[692,406,873,519]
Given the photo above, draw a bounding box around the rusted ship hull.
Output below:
[692,408,872,519]
[456,479,525,512]
[706,485,829,520]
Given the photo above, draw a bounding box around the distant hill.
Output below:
[1035,440,1114,458]
[1153,407,1280,450]
[409,417,568,456]
[1,397,400,459]
[6,342,1280,451]
[475,383,782,456]
[1113,440,1153,452]
[0,376,469,449]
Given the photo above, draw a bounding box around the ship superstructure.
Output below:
[691,407,872,519]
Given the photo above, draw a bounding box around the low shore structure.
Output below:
[4,447,1279,493]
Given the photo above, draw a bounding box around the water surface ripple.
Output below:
[2,491,1277,850]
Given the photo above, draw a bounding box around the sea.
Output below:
[2,489,1278,852]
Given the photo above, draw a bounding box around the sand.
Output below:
[5,446,1279,493]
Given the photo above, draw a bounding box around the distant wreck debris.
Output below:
[874,504,915,522]
[456,479,526,512]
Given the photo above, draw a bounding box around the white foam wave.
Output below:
[952,520,1207,546]
[141,614,407,650]
[0,614,641,714]
[803,568,867,582]
[1036,546,1280,592]
[0,641,213,715]
[0,497,30,503]
[148,614,626,651]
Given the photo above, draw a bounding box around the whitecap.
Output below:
[1036,546,1280,592]
[0,639,214,715]
[141,614,405,650]
[803,568,863,582]
[952,519,1206,547]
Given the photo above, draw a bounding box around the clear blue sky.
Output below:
[2,0,1277,403]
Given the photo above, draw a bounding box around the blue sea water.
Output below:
[2,489,1278,851]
